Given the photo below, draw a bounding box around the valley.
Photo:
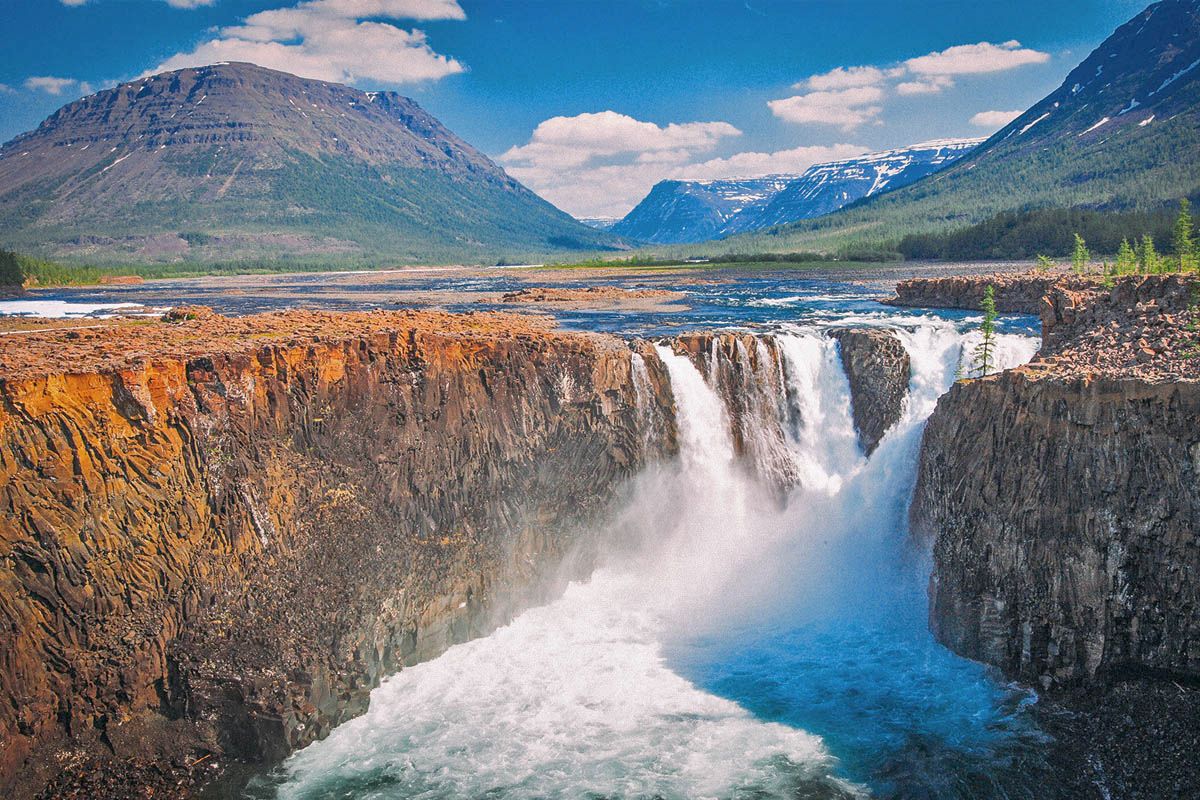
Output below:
[1,2,1199,799]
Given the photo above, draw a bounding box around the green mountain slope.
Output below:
[0,63,624,265]
[702,0,1200,256]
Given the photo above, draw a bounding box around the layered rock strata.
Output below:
[0,309,676,797]
[830,328,911,455]
[887,271,1101,313]
[912,274,1200,689]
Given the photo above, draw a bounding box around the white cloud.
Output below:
[904,40,1049,76]
[0,83,14,95]
[896,75,956,95]
[500,111,740,170]
[970,109,1023,128]
[149,0,467,85]
[24,76,81,95]
[803,66,886,91]
[772,40,1050,127]
[498,110,864,218]
[671,144,867,181]
[767,86,884,131]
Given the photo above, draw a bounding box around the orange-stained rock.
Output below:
[0,309,678,797]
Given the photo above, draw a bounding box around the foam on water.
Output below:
[0,299,142,318]
[258,317,1044,800]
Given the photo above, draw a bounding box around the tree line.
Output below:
[1051,199,1198,277]
[898,203,1194,262]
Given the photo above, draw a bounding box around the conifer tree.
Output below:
[1036,254,1055,272]
[1116,238,1137,275]
[972,285,998,378]
[0,249,24,289]
[1072,234,1090,275]
[1139,234,1160,274]
[1174,198,1197,272]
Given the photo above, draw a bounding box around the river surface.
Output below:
[8,269,1052,798]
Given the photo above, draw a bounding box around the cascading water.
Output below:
[253,319,1044,800]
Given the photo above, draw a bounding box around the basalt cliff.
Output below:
[911,272,1200,796]
[0,309,678,797]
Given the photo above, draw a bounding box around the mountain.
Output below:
[722,139,981,235]
[706,0,1200,256]
[0,62,622,265]
[613,141,978,245]
[611,175,796,244]
[577,217,621,231]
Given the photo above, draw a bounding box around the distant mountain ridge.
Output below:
[708,0,1200,255]
[0,62,622,264]
[611,175,795,244]
[613,139,980,244]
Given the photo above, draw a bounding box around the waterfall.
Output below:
[259,321,1041,800]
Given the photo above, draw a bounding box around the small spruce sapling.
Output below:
[1116,238,1137,275]
[1174,198,1197,272]
[971,285,998,378]
[1139,234,1160,274]
[1071,234,1090,275]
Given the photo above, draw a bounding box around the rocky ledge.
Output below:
[911,273,1200,797]
[0,308,678,798]
[886,271,1102,314]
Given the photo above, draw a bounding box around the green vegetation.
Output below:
[0,152,621,268]
[0,248,24,288]
[1071,233,1091,275]
[896,206,1189,261]
[971,285,998,378]
[549,249,901,269]
[1026,200,1200,277]
[1174,198,1197,272]
[679,110,1200,259]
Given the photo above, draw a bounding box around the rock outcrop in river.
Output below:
[0,309,677,797]
[830,328,910,456]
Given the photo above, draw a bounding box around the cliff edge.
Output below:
[0,309,676,797]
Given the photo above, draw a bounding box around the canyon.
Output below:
[1,269,1198,798]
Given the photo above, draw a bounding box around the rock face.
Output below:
[911,274,1200,690]
[0,310,676,796]
[830,329,911,456]
[886,272,1102,314]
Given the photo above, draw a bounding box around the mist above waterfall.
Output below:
[257,317,1044,800]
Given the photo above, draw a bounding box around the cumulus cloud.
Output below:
[149,0,467,85]
[767,86,884,131]
[970,109,1023,128]
[498,110,864,217]
[905,40,1050,76]
[500,111,740,170]
[24,76,88,95]
[803,66,887,91]
[770,40,1049,129]
[895,75,955,95]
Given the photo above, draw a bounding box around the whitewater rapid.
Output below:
[256,320,1039,800]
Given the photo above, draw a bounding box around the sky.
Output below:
[0,0,1151,218]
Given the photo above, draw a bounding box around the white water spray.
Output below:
[261,320,1038,800]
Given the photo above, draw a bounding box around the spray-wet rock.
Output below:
[829,328,911,456]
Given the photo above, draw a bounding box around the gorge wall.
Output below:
[911,274,1200,690]
[0,310,678,797]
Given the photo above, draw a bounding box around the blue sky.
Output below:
[0,0,1149,216]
